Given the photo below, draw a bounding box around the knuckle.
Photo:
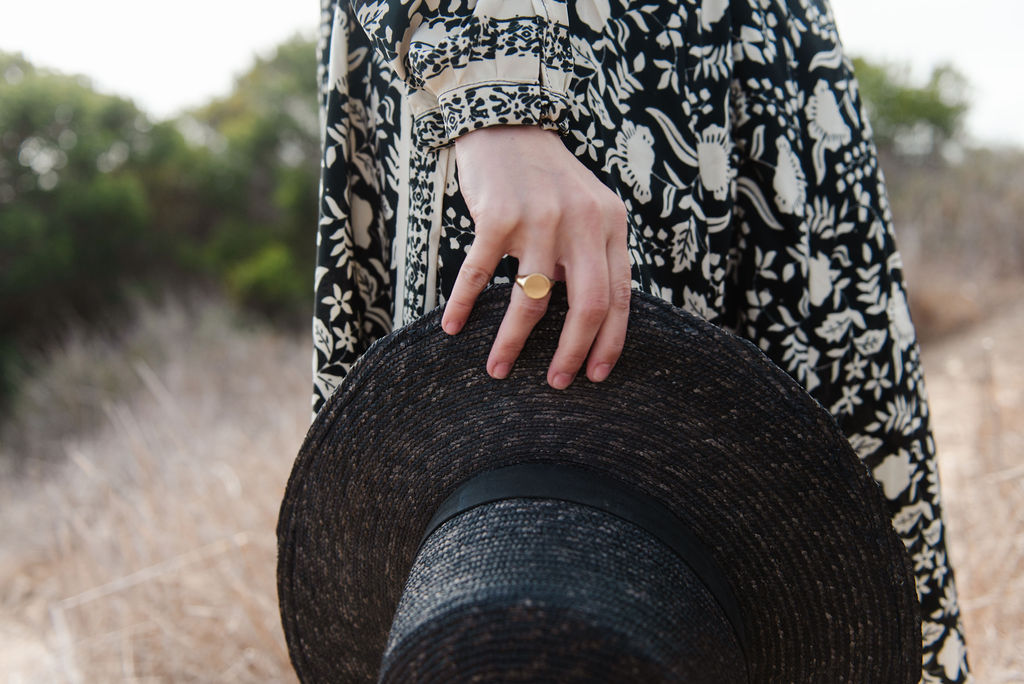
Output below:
[557,350,588,372]
[610,280,632,311]
[604,191,627,217]
[528,201,562,227]
[605,197,628,232]
[458,262,493,291]
[572,202,603,228]
[473,205,519,238]
[575,295,610,327]
[517,296,550,320]
[489,340,520,360]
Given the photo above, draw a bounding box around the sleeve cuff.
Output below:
[406,2,573,148]
[440,81,569,138]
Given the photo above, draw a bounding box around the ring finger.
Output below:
[487,257,558,380]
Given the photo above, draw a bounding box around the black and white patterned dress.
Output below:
[312,0,969,679]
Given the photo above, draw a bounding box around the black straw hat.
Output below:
[277,285,921,683]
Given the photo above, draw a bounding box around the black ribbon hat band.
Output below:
[420,462,748,658]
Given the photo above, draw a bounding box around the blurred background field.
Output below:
[2,14,1024,684]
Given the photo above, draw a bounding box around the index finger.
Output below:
[442,233,504,335]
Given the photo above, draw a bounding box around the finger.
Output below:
[586,239,631,383]
[487,257,556,380]
[442,232,505,335]
[547,252,610,390]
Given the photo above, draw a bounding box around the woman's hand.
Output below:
[441,125,630,389]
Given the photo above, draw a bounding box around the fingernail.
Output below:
[442,317,462,335]
[551,372,573,390]
[491,362,511,379]
[591,364,611,383]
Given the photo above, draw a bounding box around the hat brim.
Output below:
[277,285,920,682]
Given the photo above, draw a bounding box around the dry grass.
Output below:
[886,147,1024,682]
[0,296,306,682]
[886,147,1024,284]
[924,290,1024,683]
[890,147,1024,348]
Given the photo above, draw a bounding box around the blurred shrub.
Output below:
[0,38,319,401]
[182,35,319,297]
[0,54,165,395]
[852,57,969,158]
[1,56,152,315]
[228,242,308,312]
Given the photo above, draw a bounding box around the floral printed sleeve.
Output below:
[350,0,574,145]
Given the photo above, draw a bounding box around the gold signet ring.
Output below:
[514,273,554,299]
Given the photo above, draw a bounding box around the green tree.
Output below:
[0,53,169,394]
[852,58,969,158]
[0,38,321,401]
[183,35,319,315]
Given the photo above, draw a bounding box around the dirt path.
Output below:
[924,292,1024,682]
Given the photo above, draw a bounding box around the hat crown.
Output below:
[381,498,747,683]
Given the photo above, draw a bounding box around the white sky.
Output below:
[1,0,1022,147]
[0,1,318,117]
[830,0,1024,148]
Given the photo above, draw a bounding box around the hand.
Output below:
[441,125,630,389]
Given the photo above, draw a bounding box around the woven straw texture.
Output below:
[277,285,920,683]
[380,499,746,682]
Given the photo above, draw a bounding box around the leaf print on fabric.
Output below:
[870,394,923,437]
[696,124,735,201]
[700,0,729,29]
[937,631,968,681]
[923,516,944,548]
[736,176,785,230]
[922,621,946,648]
[670,217,699,273]
[779,330,822,392]
[351,195,375,249]
[354,1,392,51]
[891,501,933,536]
[646,107,698,167]
[313,318,334,358]
[682,286,714,320]
[608,55,644,106]
[806,79,852,182]
[312,369,346,410]
[814,309,865,344]
[846,432,883,460]
[873,450,915,500]
[605,121,656,202]
[772,135,807,214]
[576,0,611,33]
[655,9,685,49]
[888,283,916,352]
[807,252,839,307]
[734,5,781,66]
